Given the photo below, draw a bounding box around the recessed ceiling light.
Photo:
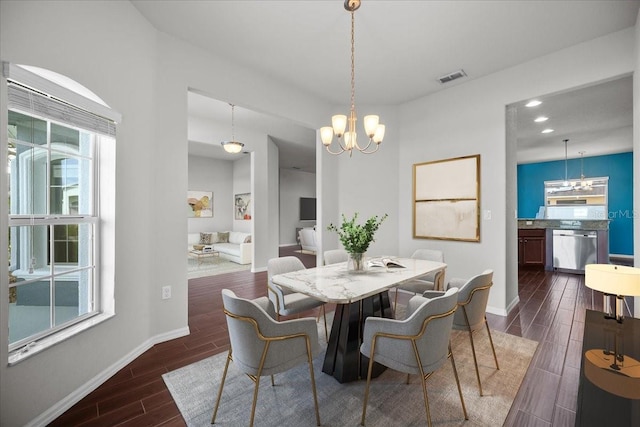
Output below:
[541,128,554,134]
[534,116,549,122]
[525,100,542,107]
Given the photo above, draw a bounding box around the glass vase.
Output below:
[347,252,367,273]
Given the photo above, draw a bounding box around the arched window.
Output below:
[4,63,120,362]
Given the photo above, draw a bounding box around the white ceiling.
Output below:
[132,1,638,171]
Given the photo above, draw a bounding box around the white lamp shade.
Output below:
[363,115,379,137]
[221,141,244,154]
[585,264,640,296]
[332,115,347,137]
[372,124,385,143]
[320,127,334,146]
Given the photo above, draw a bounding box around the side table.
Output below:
[576,309,640,426]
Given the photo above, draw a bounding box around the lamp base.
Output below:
[602,294,625,323]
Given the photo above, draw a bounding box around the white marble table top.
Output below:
[271,257,447,304]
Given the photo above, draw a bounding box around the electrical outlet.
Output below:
[162,286,171,300]
[483,210,492,220]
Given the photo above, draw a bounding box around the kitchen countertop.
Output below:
[518,219,609,230]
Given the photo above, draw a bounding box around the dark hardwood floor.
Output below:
[49,248,633,426]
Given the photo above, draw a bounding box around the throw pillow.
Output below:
[209,232,220,243]
[199,232,213,245]
[218,231,229,243]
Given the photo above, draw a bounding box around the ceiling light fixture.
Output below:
[541,128,554,134]
[320,0,385,156]
[221,103,244,154]
[534,116,549,122]
[525,100,542,107]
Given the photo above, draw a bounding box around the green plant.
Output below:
[327,212,388,254]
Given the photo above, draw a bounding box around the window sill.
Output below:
[8,312,114,366]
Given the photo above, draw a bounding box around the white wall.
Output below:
[279,169,316,245]
[232,154,252,233]
[0,2,170,426]
[396,28,636,315]
[188,155,234,232]
[334,104,401,259]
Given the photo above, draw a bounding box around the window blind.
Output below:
[7,83,116,137]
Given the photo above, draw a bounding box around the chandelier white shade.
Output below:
[321,0,385,156]
[221,103,244,154]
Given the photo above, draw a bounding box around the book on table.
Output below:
[202,245,214,252]
[368,257,405,269]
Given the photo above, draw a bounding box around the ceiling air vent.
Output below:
[438,69,467,84]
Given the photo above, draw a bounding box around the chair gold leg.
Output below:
[270,375,275,386]
[306,337,321,426]
[419,371,432,427]
[406,373,410,384]
[467,329,483,396]
[393,289,399,313]
[360,339,377,426]
[211,350,232,424]
[449,344,469,420]
[485,317,500,370]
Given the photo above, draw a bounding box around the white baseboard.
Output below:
[487,295,520,317]
[252,266,267,273]
[27,326,190,427]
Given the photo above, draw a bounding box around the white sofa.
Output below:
[188,231,252,265]
[298,227,317,253]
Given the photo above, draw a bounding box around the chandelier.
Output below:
[221,103,244,154]
[320,0,385,156]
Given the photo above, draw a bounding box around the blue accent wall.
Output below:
[517,152,633,256]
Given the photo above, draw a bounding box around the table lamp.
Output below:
[585,264,640,323]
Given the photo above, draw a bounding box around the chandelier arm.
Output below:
[359,143,380,155]
[354,137,373,152]
[325,144,346,155]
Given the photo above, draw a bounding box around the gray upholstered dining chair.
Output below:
[212,289,321,426]
[267,256,328,340]
[393,249,445,311]
[324,248,349,265]
[360,287,468,427]
[444,269,499,396]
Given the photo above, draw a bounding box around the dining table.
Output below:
[271,257,447,383]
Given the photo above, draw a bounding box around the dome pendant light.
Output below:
[221,103,244,154]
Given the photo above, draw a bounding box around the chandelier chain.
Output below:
[230,103,235,141]
[350,10,356,114]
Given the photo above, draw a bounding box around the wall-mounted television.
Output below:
[299,197,316,221]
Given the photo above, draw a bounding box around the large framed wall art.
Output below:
[413,154,480,242]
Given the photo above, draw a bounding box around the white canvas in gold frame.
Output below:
[413,154,480,242]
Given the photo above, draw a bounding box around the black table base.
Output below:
[322,291,394,383]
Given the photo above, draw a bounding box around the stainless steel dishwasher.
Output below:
[552,229,597,272]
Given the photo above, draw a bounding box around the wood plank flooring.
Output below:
[48,248,633,426]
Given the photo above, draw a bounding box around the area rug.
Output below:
[163,314,537,426]
[187,256,251,279]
